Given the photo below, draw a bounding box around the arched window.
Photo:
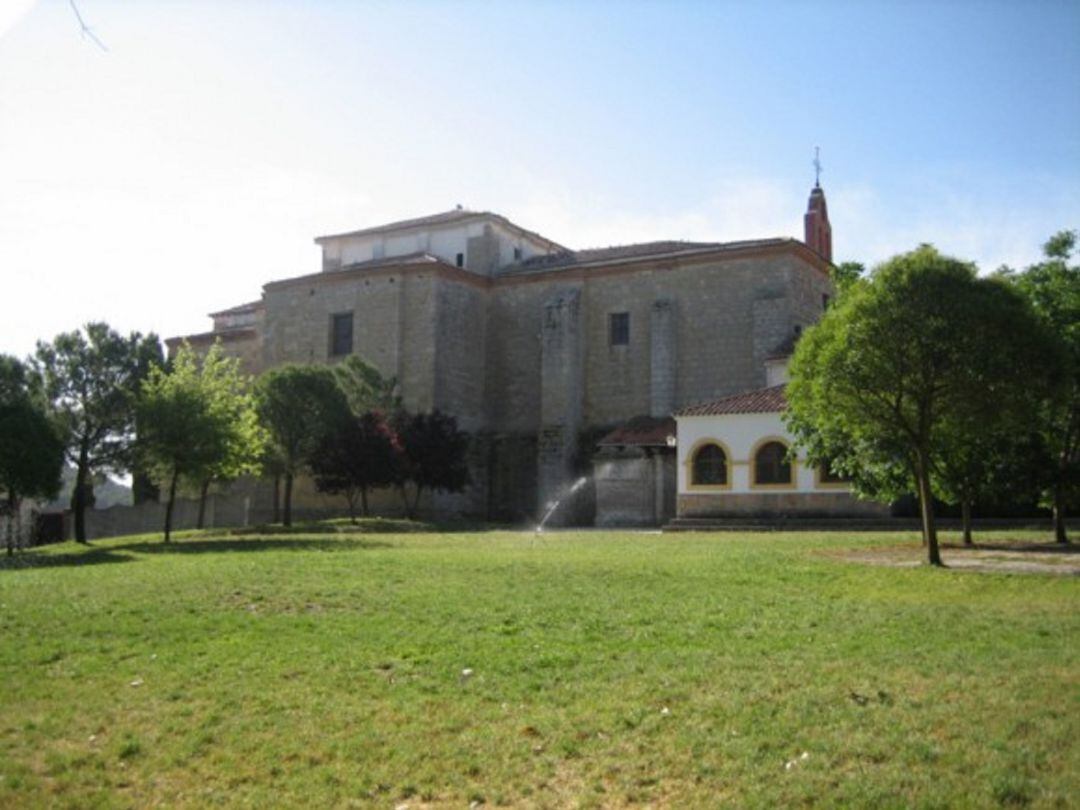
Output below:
[692,444,728,486]
[754,441,792,485]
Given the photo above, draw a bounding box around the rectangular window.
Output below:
[455,252,465,268]
[609,312,630,346]
[330,312,353,357]
[822,293,831,310]
[513,246,522,261]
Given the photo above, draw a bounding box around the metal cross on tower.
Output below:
[813,146,822,188]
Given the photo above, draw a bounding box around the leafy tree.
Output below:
[933,423,1049,547]
[1001,230,1080,543]
[188,345,265,528]
[786,245,1057,566]
[830,260,865,294]
[34,323,163,543]
[138,344,262,542]
[255,365,350,526]
[332,355,401,415]
[0,356,64,555]
[311,411,401,521]
[393,410,469,518]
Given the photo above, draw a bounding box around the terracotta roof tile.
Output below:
[676,385,787,416]
[597,416,676,447]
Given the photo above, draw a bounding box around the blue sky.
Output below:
[2,0,1078,358]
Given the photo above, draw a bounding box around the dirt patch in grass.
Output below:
[831,540,1080,575]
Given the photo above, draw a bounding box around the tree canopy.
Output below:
[0,355,65,555]
[138,344,262,541]
[393,410,470,518]
[255,364,350,526]
[332,355,401,415]
[786,244,1059,565]
[34,323,163,542]
[1000,230,1080,542]
[311,411,401,522]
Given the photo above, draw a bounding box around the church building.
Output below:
[169,181,840,525]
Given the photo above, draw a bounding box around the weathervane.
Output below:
[813,146,822,188]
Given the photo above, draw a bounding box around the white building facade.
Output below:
[674,383,886,519]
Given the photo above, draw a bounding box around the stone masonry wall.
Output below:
[433,278,489,514]
[537,287,585,520]
[650,299,677,417]
[261,270,439,413]
[249,248,829,523]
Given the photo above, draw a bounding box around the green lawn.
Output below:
[1,528,1076,808]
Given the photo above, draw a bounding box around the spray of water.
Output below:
[535,476,589,534]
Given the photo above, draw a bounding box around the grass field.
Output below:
[1,527,1077,808]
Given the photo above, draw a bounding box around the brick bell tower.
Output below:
[804,147,832,262]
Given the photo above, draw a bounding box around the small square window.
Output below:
[609,312,630,346]
[456,252,465,268]
[330,312,353,357]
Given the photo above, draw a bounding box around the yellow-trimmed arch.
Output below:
[749,435,796,490]
[684,438,733,490]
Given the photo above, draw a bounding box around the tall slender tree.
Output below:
[34,323,163,543]
[255,365,350,526]
[138,344,264,542]
[1001,230,1080,543]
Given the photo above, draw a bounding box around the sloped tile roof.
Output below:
[338,251,444,271]
[597,416,676,447]
[508,237,795,273]
[676,384,787,416]
[166,327,257,347]
[315,209,566,250]
[208,299,264,318]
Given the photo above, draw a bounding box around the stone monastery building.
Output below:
[170,182,858,525]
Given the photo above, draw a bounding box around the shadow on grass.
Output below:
[116,537,395,555]
[0,547,135,571]
[947,541,1080,555]
[225,516,502,535]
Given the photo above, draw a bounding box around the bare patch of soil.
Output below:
[831,540,1080,575]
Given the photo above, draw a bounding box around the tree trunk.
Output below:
[272,474,281,524]
[164,466,179,543]
[73,444,90,544]
[347,491,357,524]
[360,487,369,518]
[1052,486,1069,544]
[961,499,974,547]
[398,484,412,519]
[197,478,211,530]
[411,485,423,520]
[915,453,943,566]
[6,491,16,557]
[283,472,294,527]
